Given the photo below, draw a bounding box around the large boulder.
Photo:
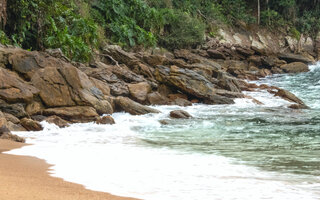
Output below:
[32,65,113,115]
[280,62,309,73]
[43,106,99,123]
[154,65,234,104]
[114,97,160,115]
[128,82,151,103]
[0,68,39,103]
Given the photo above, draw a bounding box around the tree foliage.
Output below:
[0,0,319,62]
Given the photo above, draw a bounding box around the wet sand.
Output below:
[0,139,139,200]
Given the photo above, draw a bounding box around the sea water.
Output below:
[6,62,320,200]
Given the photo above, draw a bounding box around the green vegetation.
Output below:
[0,0,319,62]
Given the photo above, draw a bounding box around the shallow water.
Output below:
[7,62,320,200]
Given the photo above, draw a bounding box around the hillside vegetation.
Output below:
[0,0,319,61]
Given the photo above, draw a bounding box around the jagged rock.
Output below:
[90,77,111,96]
[115,97,160,115]
[147,92,170,105]
[280,62,309,73]
[45,115,69,128]
[96,116,116,125]
[285,36,298,52]
[0,47,66,80]
[155,65,235,104]
[278,53,315,64]
[43,106,99,123]
[20,118,43,131]
[143,54,167,66]
[128,82,151,102]
[109,82,129,96]
[207,49,226,59]
[170,110,192,119]
[235,46,255,56]
[275,89,307,106]
[0,100,27,118]
[103,45,140,66]
[0,68,39,103]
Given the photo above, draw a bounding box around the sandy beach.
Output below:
[0,139,139,200]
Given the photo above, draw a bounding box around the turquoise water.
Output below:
[8,63,320,200]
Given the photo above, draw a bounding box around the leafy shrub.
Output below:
[0,30,10,45]
[6,0,98,62]
[157,10,206,49]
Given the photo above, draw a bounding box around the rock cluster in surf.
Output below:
[0,30,316,142]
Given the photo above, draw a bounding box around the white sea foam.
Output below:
[6,90,319,200]
[309,61,320,72]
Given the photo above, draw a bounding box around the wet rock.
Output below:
[43,106,99,123]
[279,53,315,64]
[20,118,43,131]
[280,62,309,73]
[96,116,116,125]
[128,82,151,103]
[115,97,160,115]
[45,115,70,128]
[170,110,192,119]
[159,119,170,125]
[288,104,309,109]
[275,89,306,106]
[0,68,39,103]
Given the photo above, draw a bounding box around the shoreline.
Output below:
[0,139,139,200]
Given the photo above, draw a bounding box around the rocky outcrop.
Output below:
[275,89,307,107]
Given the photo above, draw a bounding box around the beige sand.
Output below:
[0,139,139,200]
